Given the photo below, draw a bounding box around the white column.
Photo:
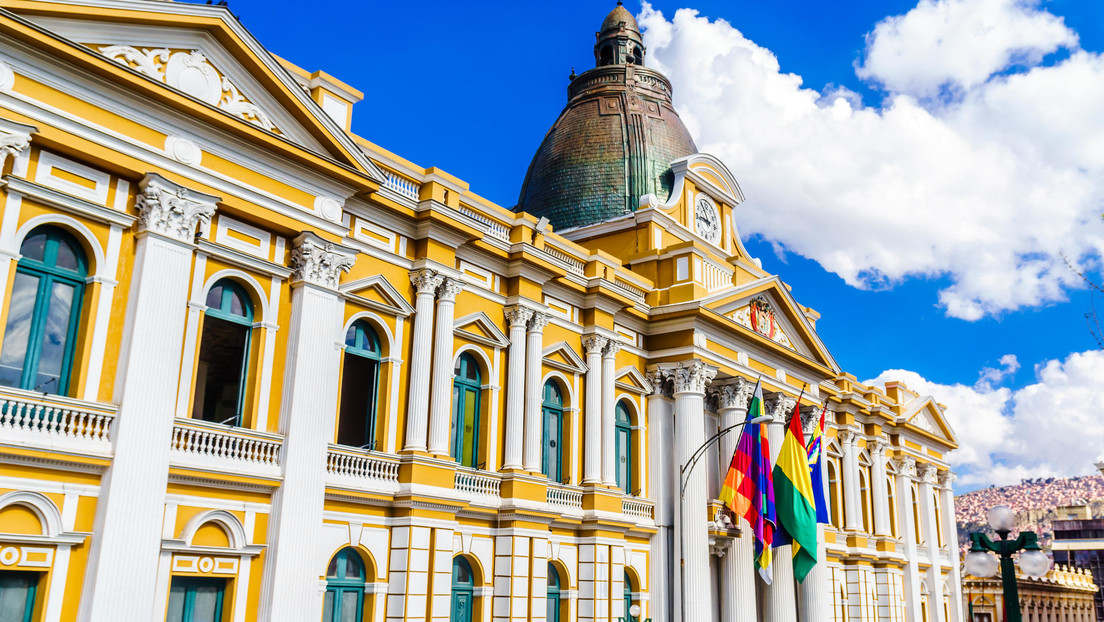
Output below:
[799,409,830,622]
[839,429,862,531]
[919,463,947,622]
[645,375,675,622]
[258,233,355,622]
[502,306,533,470]
[428,277,464,456]
[600,340,621,486]
[940,471,964,622]
[715,379,756,622]
[672,361,717,622]
[871,439,892,537]
[581,335,607,485]
[523,312,550,472]
[760,394,798,622]
[79,174,218,621]
[0,129,32,351]
[895,456,923,622]
[405,269,443,451]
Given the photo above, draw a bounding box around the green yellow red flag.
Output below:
[771,396,818,582]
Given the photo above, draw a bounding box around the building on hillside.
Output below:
[1053,507,1104,622]
[964,564,1097,622]
[0,1,962,621]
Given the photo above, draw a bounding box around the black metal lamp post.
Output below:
[963,505,1052,622]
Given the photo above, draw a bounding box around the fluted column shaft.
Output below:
[582,335,607,485]
[840,429,862,531]
[502,306,533,470]
[427,278,463,456]
[940,472,963,622]
[673,361,716,622]
[523,313,549,472]
[600,341,621,486]
[919,464,947,622]
[871,440,892,537]
[716,378,755,622]
[404,270,443,451]
[760,394,797,622]
[895,457,923,622]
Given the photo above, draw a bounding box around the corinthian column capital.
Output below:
[868,438,890,456]
[582,334,608,354]
[938,470,957,489]
[410,268,445,295]
[504,305,534,328]
[0,129,31,171]
[766,394,797,424]
[917,462,939,484]
[893,455,917,478]
[602,339,621,358]
[436,277,464,302]
[289,232,356,290]
[135,173,219,243]
[673,360,717,395]
[713,377,753,410]
[528,311,550,333]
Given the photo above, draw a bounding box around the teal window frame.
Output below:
[547,562,561,622]
[615,401,633,494]
[623,571,633,620]
[338,320,382,449]
[193,279,253,427]
[450,557,474,622]
[166,576,225,622]
[0,226,87,396]
[541,380,564,482]
[323,547,366,622]
[0,570,39,622]
[450,353,482,468]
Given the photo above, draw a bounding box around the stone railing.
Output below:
[543,245,586,276]
[169,419,282,477]
[622,497,655,520]
[0,387,115,456]
[326,445,400,489]
[454,468,501,498]
[612,278,647,303]
[457,205,510,241]
[701,260,733,293]
[383,171,420,201]
[546,483,584,510]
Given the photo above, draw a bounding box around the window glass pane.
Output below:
[227,290,245,317]
[340,590,360,622]
[0,572,35,622]
[34,280,76,393]
[192,316,249,424]
[450,384,462,460]
[454,559,471,584]
[327,555,340,578]
[337,357,378,448]
[545,409,560,481]
[617,428,630,492]
[54,239,79,271]
[345,325,358,347]
[19,233,46,262]
[344,552,363,580]
[322,591,335,622]
[0,272,40,388]
[165,580,186,622]
[205,285,224,310]
[190,582,223,622]
[461,389,477,466]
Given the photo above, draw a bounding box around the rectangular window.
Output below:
[0,571,39,622]
[166,576,225,622]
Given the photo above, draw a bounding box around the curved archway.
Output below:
[547,561,564,622]
[179,509,248,550]
[12,214,105,277]
[323,547,370,622]
[200,269,269,322]
[614,398,636,494]
[450,555,478,622]
[192,278,254,426]
[541,377,567,482]
[337,319,383,449]
[0,490,63,537]
[451,352,484,468]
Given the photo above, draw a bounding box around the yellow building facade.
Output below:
[0,2,962,621]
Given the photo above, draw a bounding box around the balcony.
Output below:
[454,468,502,506]
[325,445,400,494]
[169,419,283,480]
[622,497,655,522]
[546,483,584,514]
[0,386,115,459]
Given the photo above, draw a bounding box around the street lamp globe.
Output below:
[1018,550,1051,579]
[987,505,1016,532]
[964,550,1000,578]
[629,604,642,618]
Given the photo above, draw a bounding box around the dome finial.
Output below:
[595,3,644,67]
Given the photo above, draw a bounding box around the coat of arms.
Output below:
[749,296,776,339]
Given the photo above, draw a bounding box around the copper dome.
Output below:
[515,4,698,230]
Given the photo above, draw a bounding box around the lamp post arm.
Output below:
[679,420,757,501]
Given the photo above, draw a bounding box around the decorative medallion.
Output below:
[731,295,794,349]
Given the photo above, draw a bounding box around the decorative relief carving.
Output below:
[731,295,794,350]
[917,463,939,484]
[867,438,890,456]
[0,130,31,172]
[164,135,202,166]
[289,233,355,289]
[893,455,917,478]
[410,269,444,295]
[938,470,957,488]
[313,196,343,222]
[135,174,217,243]
[647,369,672,398]
[713,377,753,411]
[836,429,856,445]
[97,46,279,133]
[581,334,608,354]
[436,277,464,302]
[602,339,621,358]
[504,305,534,328]
[527,311,550,333]
[672,360,716,395]
[766,394,797,424]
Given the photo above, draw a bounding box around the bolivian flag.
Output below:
[772,399,818,582]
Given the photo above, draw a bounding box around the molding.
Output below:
[2,177,136,229]
[542,341,588,375]
[135,173,218,242]
[289,231,356,290]
[340,274,416,317]
[454,311,510,349]
[195,238,291,280]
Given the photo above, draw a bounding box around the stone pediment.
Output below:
[454,312,510,349]
[899,397,957,446]
[614,366,652,394]
[542,342,588,375]
[341,275,415,317]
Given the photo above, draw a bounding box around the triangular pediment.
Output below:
[614,366,652,394]
[707,276,838,371]
[15,5,382,180]
[899,397,957,447]
[341,275,415,317]
[454,312,509,349]
[542,342,588,375]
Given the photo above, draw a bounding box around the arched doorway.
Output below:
[323,547,366,622]
[547,562,561,622]
[451,556,475,622]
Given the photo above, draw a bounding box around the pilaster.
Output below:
[581,335,607,485]
[894,455,922,622]
[405,269,444,451]
[939,471,963,622]
[428,277,464,455]
[600,339,621,486]
[523,312,550,472]
[918,462,946,622]
[870,438,892,537]
[502,306,534,470]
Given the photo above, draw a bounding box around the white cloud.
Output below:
[977,353,1019,389]
[856,0,1077,98]
[866,349,1104,488]
[637,1,1104,319]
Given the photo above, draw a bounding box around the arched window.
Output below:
[911,483,923,544]
[615,401,633,494]
[192,280,253,426]
[323,547,365,622]
[630,46,643,65]
[338,320,382,449]
[542,381,564,482]
[623,571,634,619]
[0,226,87,395]
[886,476,899,538]
[451,557,475,622]
[859,458,873,534]
[547,563,561,622]
[599,45,614,66]
[450,353,482,468]
[827,455,842,529]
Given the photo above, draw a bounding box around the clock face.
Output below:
[695,196,721,244]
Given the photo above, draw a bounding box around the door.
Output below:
[450,557,474,622]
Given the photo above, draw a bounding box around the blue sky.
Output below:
[225,0,1104,490]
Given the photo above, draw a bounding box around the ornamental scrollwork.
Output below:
[672,360,716,395]
[135,175,217,243]
[290,234,355,289]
